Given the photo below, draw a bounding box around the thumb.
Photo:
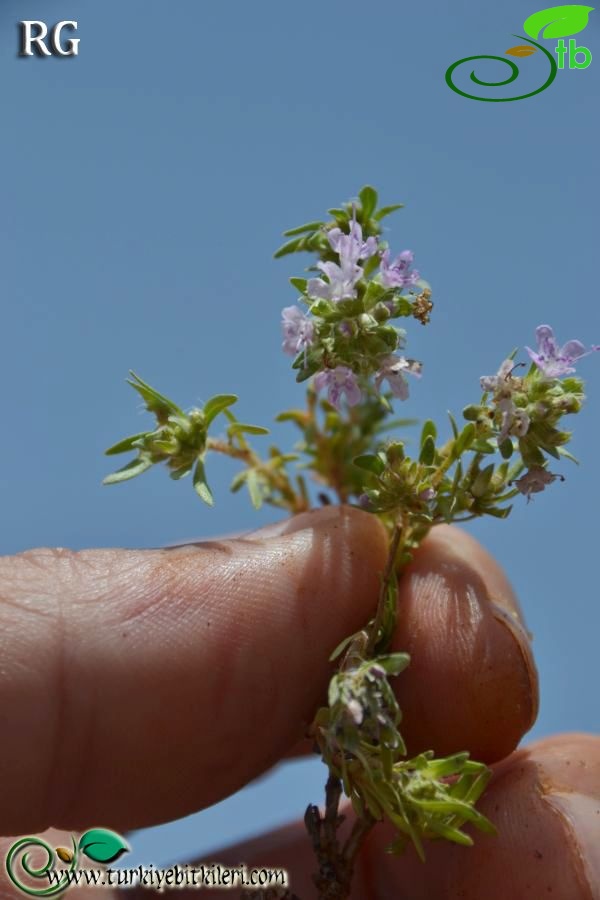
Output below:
[0,506,387,835]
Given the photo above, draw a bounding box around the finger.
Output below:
[393,523,538,762]
[0,506,388,834]
[176,733,600,900]
[284,523,538,765]
[364,732,600,899]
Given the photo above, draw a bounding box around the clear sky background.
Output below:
[1,0,599,867]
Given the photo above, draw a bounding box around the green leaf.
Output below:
[282,221,322,237]
[375,652,410,676]
[230,470,248,493]
[448,411,459,440]
[227,422,269,437]
[193,457,214,506]
[558,446,580,464]
[127,372,183,418]
[273,237,305,259]
[78,829,129,864]
[204,394,238,426]
[246,469,263,509]
[289,276,308,294]
[105,432,148,456]
[103,457,152,485]
[353,454,385,476]
[485,504,513,519]
[454,423,476,457]
[419,434,436,466]
[499,437,514,459]
[471,463,495,498]
[523,5,593,39]
[420,420,437,448]
[359,185,378,220]
[374,203,404,221]
[363,281,387,311]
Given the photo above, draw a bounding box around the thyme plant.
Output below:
[104,186,598,900]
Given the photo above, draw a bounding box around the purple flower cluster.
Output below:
[280,211,424,411]
[307,214,378,303]
[526,325,599,379]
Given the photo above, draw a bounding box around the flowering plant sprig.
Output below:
[104,187,598,900]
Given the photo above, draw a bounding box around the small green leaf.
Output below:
[127,372,183,418]
[472,463,495,498]
[204,394,238,426]
[499,437,514,459]
[105,433,148,456]
[227,423,269,437]
[273,237,305,259]
[246,469,263,509]
[193,457,214,505]
[359,185,378,220]
[282,221,322,237]
[485,504,513,519]
[353,454,386,476]
[78,829,129,864]
[230,470,248,493]
[420,420,437,448]
[454,423,476,457]
[374,203,404,221]
[363,281,387,311]
[448,411,459,439]
[558,446,580,464]
[290,277,308,294]
[103,457,152,485]
[523,5,593,39]
[419,435,436,466]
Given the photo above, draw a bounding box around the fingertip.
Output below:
[392,524,539,762]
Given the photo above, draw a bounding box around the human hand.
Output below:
[0,506,598,898]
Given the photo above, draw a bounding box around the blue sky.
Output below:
[1,0,599,865]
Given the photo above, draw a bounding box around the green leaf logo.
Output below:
[523,5,594,39]
[78,829,130,864]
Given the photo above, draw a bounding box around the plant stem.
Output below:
[366,522,402,656]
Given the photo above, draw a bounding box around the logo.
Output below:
[5,829,129,896]
[446,4,593,101]
[19,21,80,58]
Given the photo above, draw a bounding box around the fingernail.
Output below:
[546,791,600,898]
